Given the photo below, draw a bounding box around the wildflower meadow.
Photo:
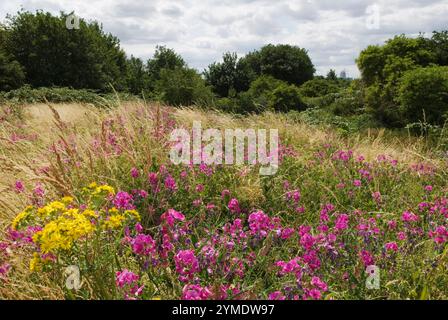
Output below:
[0,102,447,300]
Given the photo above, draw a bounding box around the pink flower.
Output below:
[130,167,139,178]
[360,250,375,267]
[401,211,419,223]
[385,242,398,252]
[195,184,204,192]
[221,189,230,199]
[268,291,286,300]
[228,198,241,214]
[161,209,185,227]
[307,288,322,300]
[248,211,271,238]
[335,214,349,231]
[115,269,144,299]
[353,180,362,187]
[175,250,200,282]
[429,226,448,244]
[425,185,433,192]
[311,276,328,291]
[182,285,212,300]
[113,191,135,210]
[131,234,156,256]
[14,180,25,194]
[397,231,407,241]
[164,175,177,191]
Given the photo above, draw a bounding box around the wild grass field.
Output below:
[0,100,447,300]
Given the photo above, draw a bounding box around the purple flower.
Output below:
[228,198,241,214]
[113,191,135,210]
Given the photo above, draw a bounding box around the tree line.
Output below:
[1,10,448,128]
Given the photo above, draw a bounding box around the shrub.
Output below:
[397,66,448,125]
[269,83,306,112]
[155,67,214,106]
[239,44,315,86]
[299,79,340,98]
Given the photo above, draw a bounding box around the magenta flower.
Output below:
[353,180,362,187]
[161,209,185,227]
[268,291,286,300]
[248,211,271,238]
[335,214,349,231]
[311,276,328,292]
[182,284,212,300]
[174,250,200,282]
[14,180,25,194]
[130,167,139,178]
[164,174,177,191]
[115,269,144,300]
[228,198,241,214]
[113,191,135,210]
[385,242,398,252]
[131,234,156,256]
[360,250,375,267]
[401,211,419,223]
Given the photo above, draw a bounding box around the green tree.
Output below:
[0,25,25,91]
[155,67,213,106]
[126,56,149,95]
[239,44,315,86]
[269,83,306,112]
[357,34,437,126]
[204,52,252,97]
[147,46,185,80]
[326,69,337,81]
[397,66,448,125]
[5,10,127,91]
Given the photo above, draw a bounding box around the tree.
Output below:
[357,34,437,126]
[269,83,306,112]
[239,44,315,86]
[431,30,448,66]
[147,46,185,81]
[4,10,127,91]
[326,69,337,81]
[155,67,213,106]
[204,52,252,97]
[0,24,25,91]
[126,56,149,95]
[397,66,448,125]
[299,78,339,98]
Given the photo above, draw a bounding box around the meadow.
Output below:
[0,100,447,300]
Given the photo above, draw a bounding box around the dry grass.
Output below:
[0,101,444,299]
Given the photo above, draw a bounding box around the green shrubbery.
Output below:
[397,66,448,125]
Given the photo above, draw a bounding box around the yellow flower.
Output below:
[82,209,98,218]
[61,196,74,204]
[11,206,33,230]
[102,214,125,230]
[92,185,115,196]
[37,201,66,218]
[34,212,95,254]
[30,253,42,272]
[124,209,141,221]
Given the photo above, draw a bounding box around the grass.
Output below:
[0,101,447,300]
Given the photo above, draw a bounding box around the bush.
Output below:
[4,11,127,91]
[269,83,306,112]
[397,66,448,125]
[239,44,315,86]
[0,85,134,107]
[299,79,340,98]
[155,67,214,106]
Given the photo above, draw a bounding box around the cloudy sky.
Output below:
[1,0,447,77]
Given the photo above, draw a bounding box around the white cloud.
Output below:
[1,0,447,78]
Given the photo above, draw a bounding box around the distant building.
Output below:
[340,70,347,79]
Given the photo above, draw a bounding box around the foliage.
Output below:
[4,10,127,91]
[155,67,214,106]
[299,79,340,98]
[204,52,253,97]
[397,66,448,125]
[239,44,315,86]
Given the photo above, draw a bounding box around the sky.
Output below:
[1,0,447,78]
